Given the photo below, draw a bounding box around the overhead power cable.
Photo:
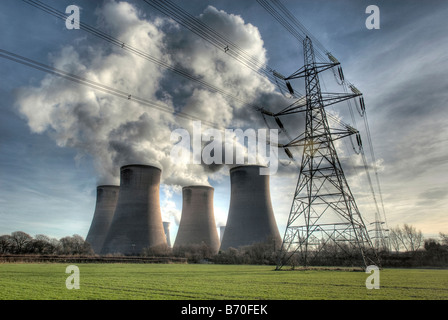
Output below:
[256,0,329,62]
[19,0,304,161]
[20,0,254,109]
[141,0,302,98]
[0,48,222,129]
[270,0,329,58]
[342,80,387,226]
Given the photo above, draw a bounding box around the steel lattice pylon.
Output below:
[276,37,379,270]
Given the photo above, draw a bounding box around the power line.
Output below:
[341,80,388,231]
[141,0,303,98]
[18,0,305,160]
[20,0,254,109]
[0,48,222,129]
[256,0,329,62]
[270,0,329,58]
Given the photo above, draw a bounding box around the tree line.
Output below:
[0,231,92,255]
[377,224,448,268]
[1,224,447,267]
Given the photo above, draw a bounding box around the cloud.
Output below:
[418,187,448,205]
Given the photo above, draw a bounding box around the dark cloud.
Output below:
[419,188,448,203]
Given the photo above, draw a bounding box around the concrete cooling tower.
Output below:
[219,226,226,242]
[173,186,220,253]
[101,164,167,255]
[85,185,119,254]
[163,221,171,247]
[219,165,282,251]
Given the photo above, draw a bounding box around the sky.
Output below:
[0,0,447,243]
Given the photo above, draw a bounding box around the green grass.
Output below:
[0,263,447,300]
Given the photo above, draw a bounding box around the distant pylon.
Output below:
[276,37,379,270]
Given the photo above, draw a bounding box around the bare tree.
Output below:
[142,244,172,257]
[403,224,423,252]
[30,234,60,254]
[388,227,404,252]
[59,234,92,255]
[0,235,12,253]
[440,232,448,246]
[388,224,423,253]
[10,231,32,253]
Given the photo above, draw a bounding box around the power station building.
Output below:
[174,186,220,253]
[219,165,281,251]
[101,164,167,255]
[85,185,120,254]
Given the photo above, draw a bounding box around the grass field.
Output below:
[0,263,447,300]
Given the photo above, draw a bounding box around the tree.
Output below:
[0,235,12,253]
[424,239,441,252]
[29,234,60,254]
[173,243,215,263]
[388,224,423,253]
[388,227,402,253]
[440,232,448,246]
[142,244,172,257]
[59,234,92,255]
[403,224,423,252]
[10,231,32,253]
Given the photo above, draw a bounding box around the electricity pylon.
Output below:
[273,37,379,270]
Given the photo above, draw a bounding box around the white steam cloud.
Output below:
[15,1,285,193]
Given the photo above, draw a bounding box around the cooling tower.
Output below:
[85,185,119,254]
[163,221,171,247]
[101,164,167,255]
[219,165,281,251]
[220,226,226,242]
[173,186,220,253]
